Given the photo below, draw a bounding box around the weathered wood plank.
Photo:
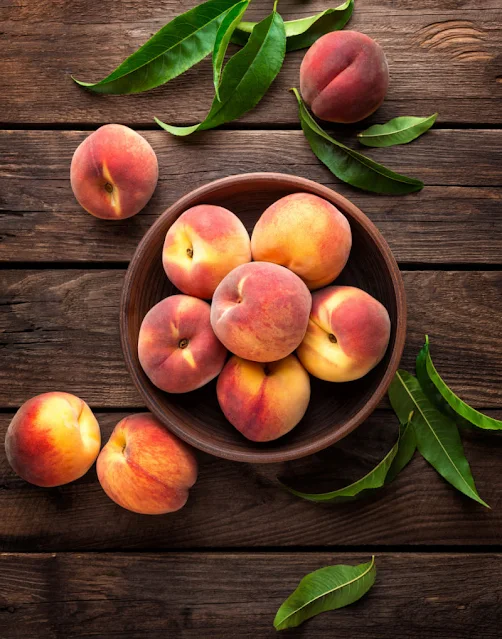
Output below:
[1,552,501,638]
[1,130,502,263]
[0,411,501,550]
[1,269,501,408]
[2,1,502,125]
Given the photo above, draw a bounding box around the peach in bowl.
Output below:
[120,173,406,463]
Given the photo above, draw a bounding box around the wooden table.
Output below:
[1,1,501,636]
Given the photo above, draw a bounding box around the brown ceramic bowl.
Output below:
[120,173,406,463]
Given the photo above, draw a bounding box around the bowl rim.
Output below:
[120,172,407,463]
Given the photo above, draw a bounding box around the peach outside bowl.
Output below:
[120,173,406,463]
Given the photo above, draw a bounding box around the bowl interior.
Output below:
[121,173,406,463]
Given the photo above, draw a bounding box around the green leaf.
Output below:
[280,431,400,503]
[388,370,489,508]
[274,557,376,630]
[156,7,286,136]
[213,0,250,101]
[386,413,417,483]
[417,336,502,431]
[292,89,424,195]
[73,0,244,94]
[358,113,438,147]
[232,0,354,52]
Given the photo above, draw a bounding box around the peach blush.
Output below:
[97,413,198,515]
[70,124,158,220]
[251,192,352,289]
[163,204,251,299]
[211,261,312,362]
[297,285,391,382]
[217,355,311,442]
[5,392,101,487]
[138,294,227,393]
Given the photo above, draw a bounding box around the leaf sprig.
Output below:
[358,114,438,147]
[73,0,245,94]
[280,416,415,503]
[292,88,424,195]
[155,5,286,136]
[274,557,376,630]
[283,336,495,509]
[232,0,354,51]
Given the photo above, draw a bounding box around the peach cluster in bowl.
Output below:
[138,192,391,443]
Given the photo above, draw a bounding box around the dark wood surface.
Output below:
[1,0,502,636]
[1,553,502,638]
[2,1,502,125]
[1,411,502,551]
[2,131,502,264]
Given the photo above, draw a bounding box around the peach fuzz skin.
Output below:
[70,124,158,220]
[217,355,310,442]
[97,413,198,515]
[211,262,312,363]
[300,31,389,123]
[297,286,391,382]
[138,294,227,394]
[5,392,101,487]
[163,204,251,299]
[251,192,352,290]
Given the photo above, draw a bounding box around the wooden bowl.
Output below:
[120,173,406,463]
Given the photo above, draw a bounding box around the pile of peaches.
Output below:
[5,104,391,517]
[139,192,391,443]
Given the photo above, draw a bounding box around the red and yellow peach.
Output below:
[5,392,101,487]
[300,31,389,123]
[163,204,251,299]
[211,261,312,362]
[70,124,158,220]
[138,294,227,394]
[297,286,391,382]
[217,355,310,442]
[251,192,352,289]
[97,413,197,515]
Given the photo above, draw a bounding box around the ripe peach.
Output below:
[97,413,197,515]
[211,262,312,362]
[300,31,389,123]
[297,286,391,382]
[217,355,310,442]
[5,392,100,487]
[138,294,227,393]
[163,205,251,299]
[70,124,158,219]
[251,192,352,290]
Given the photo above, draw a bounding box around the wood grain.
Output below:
[2,1,502,125]
[1,552,501,638]
[1,130,502,263]
[2,269,501,408]
[1,411,501,550]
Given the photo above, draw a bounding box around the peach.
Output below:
[300,31,389,123]
[217,355,310,442]
[97,413,197,515]
[297,286,391,382]
[163,205,251,299]
[5,392,100,487]
[70,124,158,219]
[211,262,312,362]
[251,192,352,290]
[138,294,227,393]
